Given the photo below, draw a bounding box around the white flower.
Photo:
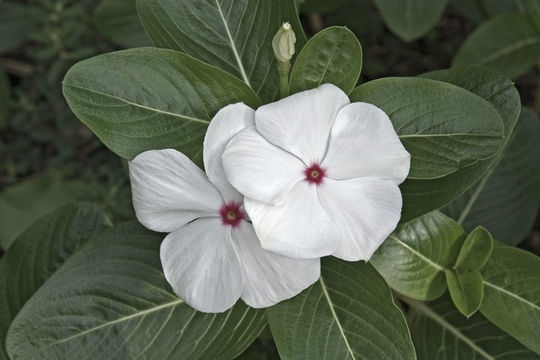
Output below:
[128,103,320,313]
[222,84,410,261]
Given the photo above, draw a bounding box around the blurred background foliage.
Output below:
[0,0,538,358]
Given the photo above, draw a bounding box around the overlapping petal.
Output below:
[223,127,305,205]
[160,218,244,313]
[204,103,255,203]
[318,177,403,261]
[322,102,410,184]
[255,83,350,165]
[245,182,340,259]
[233,222,320,308]
[129,149,222,232]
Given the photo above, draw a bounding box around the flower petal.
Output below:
[319,178,403,261]
[223,127,305,205]
[129,149,222,232]
[322,102,410,184]
[233,221,320,308]
[255,83,350,165]
[244,182,340,259]
[160,218,244,313]
[204,103,255,203]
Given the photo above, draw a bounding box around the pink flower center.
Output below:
[304,163,326,185]
[219,201,245,227]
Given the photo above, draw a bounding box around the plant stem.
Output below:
[277,61,291,99]
[279,72,289,99]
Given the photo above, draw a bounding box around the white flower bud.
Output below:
[272,22,296,63]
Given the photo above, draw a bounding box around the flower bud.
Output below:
[272,22,296,63]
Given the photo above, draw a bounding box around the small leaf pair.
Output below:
[446,226,494,318]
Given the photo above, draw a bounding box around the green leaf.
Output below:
[372,0,449,41]
[0,203,107,359]
[404,66,521,222]
[0,175,102,251]
[452,12,540,79]
[0,70,8,129]
[480,245,540,354]
[94,0,151,48]
[371,211,465,301]
[289,26,362,95]
[351,77,504,180]
[136,0,305,103]
[0,3,40,54]
[267,258,415,360]
[5,222,266,360]
[524,0,540,32]
[454,226,493,270]
[62,47,260,162]
[350,76,505,220]
[409,295,540,360]
[444,107,540,245]
[300,0,349,14]
[446,269,484,317]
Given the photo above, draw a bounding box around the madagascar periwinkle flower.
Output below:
[129,104,319,313]
[222,83,411,261]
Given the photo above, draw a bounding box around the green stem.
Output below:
[279,72,289,98]
[277,61,291,99]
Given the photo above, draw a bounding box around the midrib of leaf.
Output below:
[318,276,356,360]
[64,83,210,125]
[33,298,184,351]
[482,280,540,312]
[476,37,540,65]
[457,164,497,225]
[407,299,496,360]
[388,235,445,272]
[214,0,252,89]
[315,41,339,87]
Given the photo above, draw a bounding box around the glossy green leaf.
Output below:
[267,258,415,360]
[454,226,493,270]
[62,47,260,162]
[372,0,449,41]
[0,203,107,359]
[410,295,540,360]
[452,0,522,23]
[0,175,102,251]
[136,0,305,103]
[351,76,505,220]
[6,222,266,360]
[371,211,465,301]
[0,3,40,54]
[452,13,540,79]
[289,26,362,95]
[525,0,540,32]
[444,107,540,245]
[446,269,484,317]
[0,71,8,129]
[404,66,520,222]
[480,245,540,354]
[351,77,504,180]
[94,0,151,48]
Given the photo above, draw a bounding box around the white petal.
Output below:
[319,178,403,261]
[322,102,410,184]
[160,218,244,313]
[255,83,350,165]
[233,221,320,308]
[204,103,255,203]
[129,149,222,232]
[244,182,340,259]
[223,127,305,205]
